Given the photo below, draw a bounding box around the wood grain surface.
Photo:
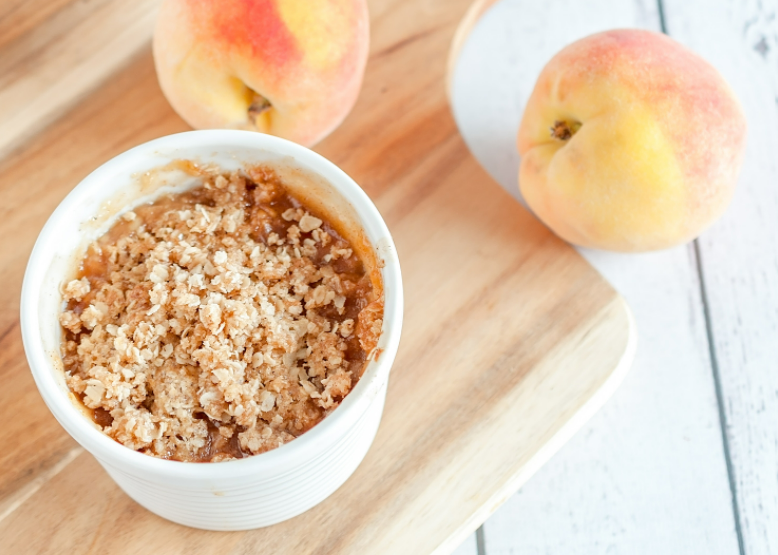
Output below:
[0,0,633,553]
[0,0,158,160]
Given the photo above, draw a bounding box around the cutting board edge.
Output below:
[433,294,637,555]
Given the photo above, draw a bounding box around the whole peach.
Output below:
[153,0,369,147]
[517,29,747,251]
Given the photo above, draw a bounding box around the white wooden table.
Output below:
[448,0,778,553]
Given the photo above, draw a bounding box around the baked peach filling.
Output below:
[60,165,383,462]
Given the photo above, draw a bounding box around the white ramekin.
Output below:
[20,130,403,530]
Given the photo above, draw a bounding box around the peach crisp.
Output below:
[59,165,383,462]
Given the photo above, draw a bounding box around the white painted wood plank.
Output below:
[450,0,740,552]
[480,247,740,554]
[450,532,479,555]
[661,1,778,553]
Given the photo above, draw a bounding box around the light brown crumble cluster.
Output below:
[60,167,383,462]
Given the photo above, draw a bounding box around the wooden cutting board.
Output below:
[0,0,635,553]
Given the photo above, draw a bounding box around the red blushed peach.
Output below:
[517,29,747,251]
[153,0,369,147]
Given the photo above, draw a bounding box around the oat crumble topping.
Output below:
[59,166,383,462]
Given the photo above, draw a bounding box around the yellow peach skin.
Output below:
[153,0,369,147]
[518,29,747,251]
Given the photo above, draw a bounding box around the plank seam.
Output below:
[656,0,746,555]
[658,3,746,553]
[691,237,746,555]
[656,0,668,35]
[476,526,486,555]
